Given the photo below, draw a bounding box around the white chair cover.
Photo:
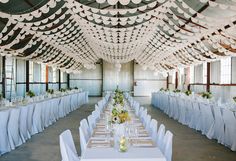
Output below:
[207,105,224,143]
[19,106,30,142]
[162,130,173,161]
[156,124,165,149]
[222,108,236,151]
[190,101,201,130]
[149,119,158,142]
[32,102,44,134]
[59,130,80,161]
[80,119,91,141]
[0,110,11,155]
[88,115,96,134]
[8,108,22,150]
[79,127,87,155]
[199,103,214,136]
[27,104,35,136]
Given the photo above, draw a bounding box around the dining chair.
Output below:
[222,108,236,151]
[149,119,158,142]
[80,119,91,141]
[59,130,80,161]
[162,130,173,161]
[144,114,151,131]
[79,126,88,155]
[198,103,214,136]
[7,108,22,150]
[206,105,224,143]
[87,115,96,134]
[156,124,166,150]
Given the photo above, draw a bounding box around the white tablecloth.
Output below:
[0,91,88,155]
[151,91,236,151]
[81,147,166,161]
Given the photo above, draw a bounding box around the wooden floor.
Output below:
[0,97,236,161]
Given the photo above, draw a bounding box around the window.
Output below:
[60,71,64,82]
[52,67,57,82]
[190,66,194,84]
[172,71,176,84]
[29,61,34,82]
[41,64,46,82]
[202,62,207,84]
[221,57,231,84]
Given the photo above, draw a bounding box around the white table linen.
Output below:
[0,91,88,155]
[152,91,236,151]
[81,147,166,161]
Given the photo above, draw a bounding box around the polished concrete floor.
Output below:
[0,97,236,161]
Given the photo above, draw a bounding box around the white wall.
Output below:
[134,63,166,96]
[103,61,133,92]
[70,64,102,96]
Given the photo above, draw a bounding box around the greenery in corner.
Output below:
[233,97,236,103]
[26,90,35,98]
[47,89,54,94]
[185,90,192,96]
[201,92,212,99]
[173,89,181,93]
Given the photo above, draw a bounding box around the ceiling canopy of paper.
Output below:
[0,0,236,73]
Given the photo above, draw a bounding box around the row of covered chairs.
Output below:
[59,94,110,161]
[0,92,86,156]
[126,94,173,161]
[152,91,236,151]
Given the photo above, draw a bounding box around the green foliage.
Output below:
[60,88,66,92]
[160,88,165,91]
[185,90,192,96]
[233,97,236,103]
[47,89,54,94]
[26,90,35,98]
[201,92,212,99]
[173,89,181,93]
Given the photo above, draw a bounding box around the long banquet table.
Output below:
[151,91,236,151]
[0,91,88,155]
[81,98,166,161]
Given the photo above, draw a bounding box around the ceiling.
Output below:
[0,0,236,74]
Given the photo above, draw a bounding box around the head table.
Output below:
[81,98,166,161]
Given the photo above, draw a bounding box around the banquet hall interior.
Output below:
[0,0,236,161]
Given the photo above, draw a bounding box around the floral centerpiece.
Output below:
[173,89,181,93]
[160,88,165,91]
[233,97,236,103]
[164,88,169,92]
[60,88,66,92]
[74,87,78,90]
[113,86,124,106]
[111,105,130,124]
[26,90,35,98]
[47,89,54,94]
[185,90,192,96]
[201,92,212,99]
